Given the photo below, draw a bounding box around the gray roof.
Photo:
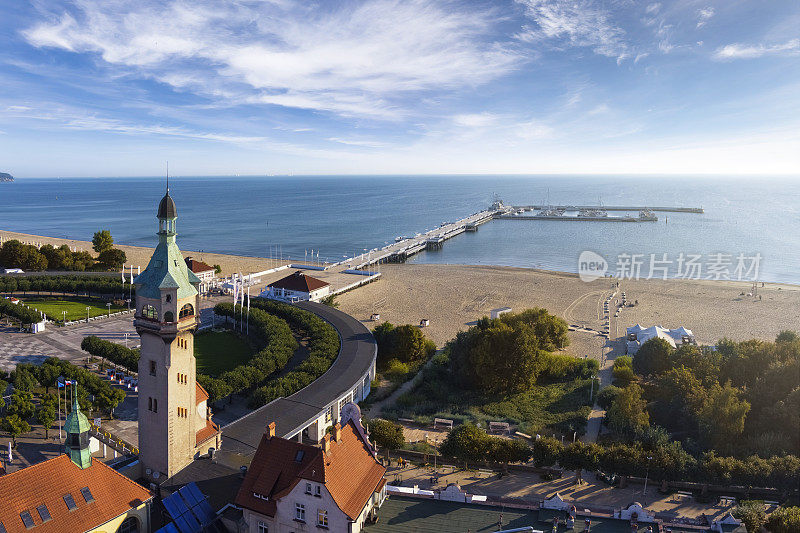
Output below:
[158,192,177,219]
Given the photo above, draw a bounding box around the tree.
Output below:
[734,500,766,533]
[439,424,490,467]
[369,419,405,461]
[612,356,635,385]
[698,381,750,451]
[499,308,570,350]
[489,438,531,470]
[530,437,563,467]
[92,230,114,254]
[95,388,126,418]
[606,383,649,435]
[1,415,32,447]
[12,366,38,391]
[765,506,800,533]
[633,337,673,376]
[7,390,36,420]
[97,248,126,270]
[459,322,545,395]
[36,405,57,439]
[213,264,222,274]
[560,441,601,484]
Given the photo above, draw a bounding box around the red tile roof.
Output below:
[196,418,221,447]
[0,454,152,533]
[184,258,215,274]
[195,382,209,404]
[268,271,329,293]
[236,420,386,521]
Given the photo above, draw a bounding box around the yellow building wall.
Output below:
[89,502,151,533]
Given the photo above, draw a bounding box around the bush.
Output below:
[541,353,598,380]
[765,506,800,533]
[596,385,622,410]
[0,298,44,325]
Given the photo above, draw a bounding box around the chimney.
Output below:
[266,421,276,438]
[334,423,342,442]
[323,436,331,454]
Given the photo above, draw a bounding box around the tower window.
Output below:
[164,311,174,322]
[149,360,156,376]
[153,399,158,413]
[142,305,158,320]
[165,294,172,303]
[179,303,194,319]
[148,397,152,411]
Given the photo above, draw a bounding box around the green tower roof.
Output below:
[64,387,92,469]
[134,192,200,300]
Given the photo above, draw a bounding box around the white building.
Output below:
[626,324,696,354]
[260,271,331,302]
[236,419,387,533]
[184,257,216,293]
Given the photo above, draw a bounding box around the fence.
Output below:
[89,423,139,456]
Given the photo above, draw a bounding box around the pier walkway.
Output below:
[331,209,497,268]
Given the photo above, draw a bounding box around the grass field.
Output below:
[194,330,254,377]
[23,297,127,321]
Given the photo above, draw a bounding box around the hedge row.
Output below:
[0,275,132,299]
[532,437,800,493]
[0,298,43,325]
[80,336,140,372]
[246,299,340,409]
[199,302,298,402]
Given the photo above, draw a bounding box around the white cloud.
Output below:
[326,137,387,148]
[23,0,522,119]
[713,39,800,60]
[452,113,500,128]
[515,0,628,61]
[696,7,715,29]
[645,3,661,15]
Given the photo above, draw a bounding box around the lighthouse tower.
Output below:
[134,187,220,481]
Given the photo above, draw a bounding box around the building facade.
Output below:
[236,419,387,533]
[260,271,331,302]
[184,257,216,293]
[133,189,220,482]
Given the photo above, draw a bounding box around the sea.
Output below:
[1,175,799,284]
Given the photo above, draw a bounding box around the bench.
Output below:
[489,422,510,434]
[433,418,453,430]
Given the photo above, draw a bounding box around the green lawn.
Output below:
[22,297,127,322]
[194,330,254,377]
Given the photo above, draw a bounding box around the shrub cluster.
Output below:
[531,436,800,493]
[540,352,598,381]
[80,336,140,372]
[0,297,44,325]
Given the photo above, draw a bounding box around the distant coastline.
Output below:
[0,172,13,182]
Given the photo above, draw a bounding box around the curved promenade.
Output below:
[222,300,377,455]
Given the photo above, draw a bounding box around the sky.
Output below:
[0,0,799,177]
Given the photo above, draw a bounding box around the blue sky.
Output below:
[1,0,798,177]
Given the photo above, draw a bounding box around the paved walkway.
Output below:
[387,462,735,523]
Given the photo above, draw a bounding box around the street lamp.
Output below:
[106,302,112,318]
[643,456,653,504]
[62,310,67,325]
[86,306,91,323]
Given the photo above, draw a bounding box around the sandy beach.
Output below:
[3,229,798,356]
[336,263,800,356]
